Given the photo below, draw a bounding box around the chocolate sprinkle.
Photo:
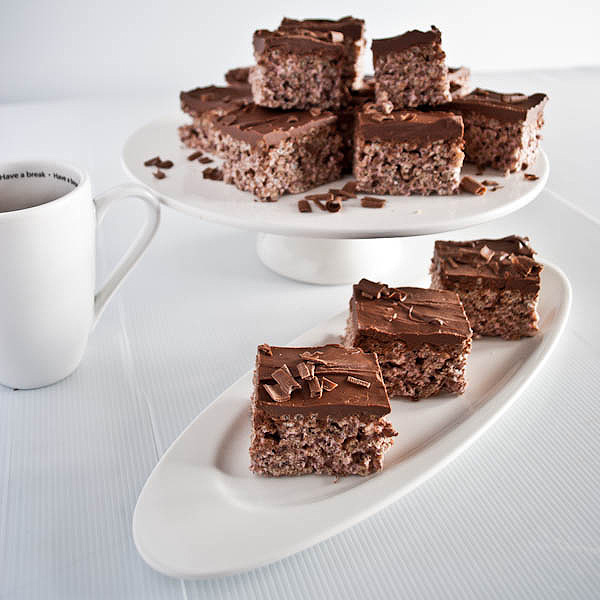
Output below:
[187,151,203,161]
[202,167,223,180]
[144,156,161,167]
[198,157,213,164]
[305,193,330,201]
[298,199,312,213]
[297,361,315,380]
[156,159,173,169]
[272,364,301,397]
[356,278,388,299]
[322,377,338,392]
[481,180,499,186]
[326,197,342,213]
[361,196,386,208]
[347,376,370,388]
[460,176,486,195]
[258,343,273,356]
[263,383,288,402]
[308,376,323,399]
[153,169,166,179]
[480,245,495,263]
[524,173,539,181]
[299,351,328,364]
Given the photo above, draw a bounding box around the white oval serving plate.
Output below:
[122,116,549,239]
[133,262,570,579]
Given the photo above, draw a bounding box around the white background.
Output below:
[2,2,600,598]
[2,0,600,101]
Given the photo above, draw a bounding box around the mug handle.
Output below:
[93,183,161,327]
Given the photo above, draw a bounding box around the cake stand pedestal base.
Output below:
[256,233,434,285]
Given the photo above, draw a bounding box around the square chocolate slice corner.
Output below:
[344,279,473,400]
[278,16,366,90]
[440,88,548,173]
[249,29,347,110]
[353,107,464,195]
[211,104,343,201]
[179,85,252,155]
[372,26,451,109]
[249,344,397,477]
[430,236,543,339]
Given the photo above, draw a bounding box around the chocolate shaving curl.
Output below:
[258,343,272,356]
[347,376,370,388]
[460,176,486,195]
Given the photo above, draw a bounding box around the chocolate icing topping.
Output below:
[255,344,390,418]
[253,29,345,58]
[350,280,472,348]
[180,85,251,117]
[442,88,548,124]
[433,236,543,292]
[210,103,337,148]
[279,16,365,42]
[372,26,441,59]
[356,109,463,144]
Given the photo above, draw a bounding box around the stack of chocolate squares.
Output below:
[179,17,548,202]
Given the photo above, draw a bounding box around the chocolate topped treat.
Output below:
[180,85,251,117]
[372,26,451,109]
[279,16,364,42]
[372,27,442,56]
[225,66,251,87]
[253,28,345,58]
[433,236,541,292]
[431,236,543,339]
[448,66,471,99]
[345,279,473,399]
[439,88,549,173]
[279,16,366,89]
[446,88,548,124]
[353,106,464,195]
[178,84,252,154]
[210,103,337,148]
[250,344,397,476]
[249,28,347,110]
[255,345,391,418]
[209,104,343,201]
[357,109,463,144]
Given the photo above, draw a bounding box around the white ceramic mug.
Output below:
[0,159,161,389]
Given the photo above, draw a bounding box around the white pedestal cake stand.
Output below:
[122,116,549,285]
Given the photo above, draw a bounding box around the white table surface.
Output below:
[1,68,599,599]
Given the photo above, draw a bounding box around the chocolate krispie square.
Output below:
[353,106,464,195]
[448,66,471,99]
[345,280,473,400]
[209,104,343,201]
[179,85,252,155]
[249,29,347,110]
[431,236,543,339]
[442,88,548,173]
[372,27,451,109]
[278,16,366,90]
[250,344,397,476]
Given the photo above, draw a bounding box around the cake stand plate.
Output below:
[122,116,549,283]
[132,262,571,579]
